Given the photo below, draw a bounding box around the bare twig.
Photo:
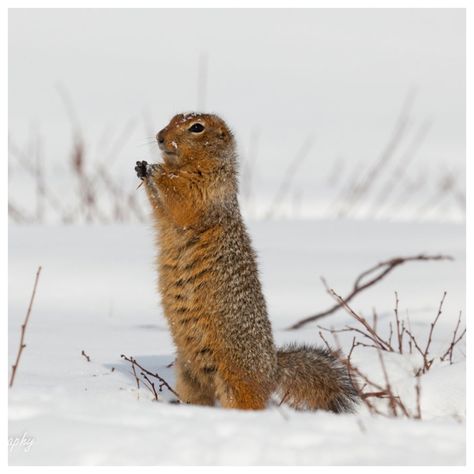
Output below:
[402,292,449,374]
[404,328,429,375]
[131,362,141,400]
[423,291,447,362]
[324,330,421,418]
[324,335,385,416]
[141,372,159,401]
[388,321,394,349]
[414,377,422,420]
[318,331,333,353]
[329,289,394,351]
[376,349,409,417]
[372,308,378,334]
[288,254,453,330]
[316,290,465,419]
[440,311,466,364]
[121,354,181,401]
[9,266,42,387]
[394,292,403,354]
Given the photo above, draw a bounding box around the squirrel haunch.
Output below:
[138,112,358,411]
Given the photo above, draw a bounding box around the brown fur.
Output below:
[138,112,358,412]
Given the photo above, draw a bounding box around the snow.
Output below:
[8,219,465,465]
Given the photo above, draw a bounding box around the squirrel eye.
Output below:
[188,123,205,133]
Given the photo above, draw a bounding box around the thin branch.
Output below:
[130,362,141,400]
[414,377,422,420]
[81,350,91,362]
[394,292,403,354]
[372,308,378,334]
[9,266,42,387]
[440,311,466,363]
[423,291,447,360]
[141,372,159,401]
[121,354,181,401]
[329,290,393,351]
[288,254,453,330]
[403,292,448,374]
[376,349,409,417]
[404,328,429,373]
[388,321,394,350]
[319,291,460,419]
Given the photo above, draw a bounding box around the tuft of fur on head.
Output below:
[276,343,359,413]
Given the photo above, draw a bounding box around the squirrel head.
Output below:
[156,113,236,173]
[155,113,239,219]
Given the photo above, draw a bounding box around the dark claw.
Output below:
[135,160,148,179]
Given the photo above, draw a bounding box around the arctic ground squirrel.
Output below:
[135,112,358,411]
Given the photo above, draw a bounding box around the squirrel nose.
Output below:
[157,130,165,144]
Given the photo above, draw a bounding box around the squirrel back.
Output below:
[136,112,358,412]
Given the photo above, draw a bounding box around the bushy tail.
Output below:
[276,344,358,413]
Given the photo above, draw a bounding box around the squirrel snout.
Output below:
[156,130,165,145]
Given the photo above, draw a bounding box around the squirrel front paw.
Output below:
[135,160,149,180]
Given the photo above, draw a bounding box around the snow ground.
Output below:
[8,219,465,465]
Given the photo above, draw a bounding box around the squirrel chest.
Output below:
[157,221,228,376]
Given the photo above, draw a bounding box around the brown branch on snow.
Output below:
[318,331,333,353]
[141,372,159,401]
[404,328,428,376]
[376,349,409,418]
[288,254,453,330]
[332,337,387,417]
[404,291,450,375]
[440,311,466,364]
[323,331,422,419]
[414,377,422,420]
[10,124,147,225]
[81,350,91,362]
[394,292,403,354]
[120,354,181,402]
[323,288,462,374]
[423,291,447,362]
[9,266,42,388]
[318,290,466,419]
[323,289,395,352]
[129,361,141,400]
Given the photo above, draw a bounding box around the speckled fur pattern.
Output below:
[139,112,358,412]
[276,344,358,412]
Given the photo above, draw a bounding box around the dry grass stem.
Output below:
[9,266,42,388]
